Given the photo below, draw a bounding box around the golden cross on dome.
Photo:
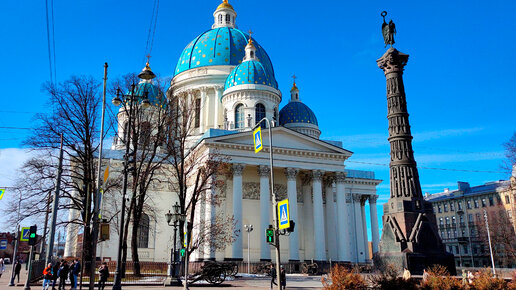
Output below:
[292,74,297,83]
[146,54,152,64]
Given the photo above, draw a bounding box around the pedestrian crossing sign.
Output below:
[253,127,263,153]
[0,188,5,201]
[277,199,290,230]
[20,227,30,241]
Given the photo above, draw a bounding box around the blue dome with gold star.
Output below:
[224,60,278,90]
[279,101,318,126]
[174,27,275,77]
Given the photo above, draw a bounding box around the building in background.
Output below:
[425,166,516,268]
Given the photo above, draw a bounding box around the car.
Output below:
[3,258,11,264]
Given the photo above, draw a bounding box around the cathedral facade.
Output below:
[64,0,382,264]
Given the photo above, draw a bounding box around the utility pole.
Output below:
[89,62,108,290]
[45,133,64,265]
[483,210,496,276]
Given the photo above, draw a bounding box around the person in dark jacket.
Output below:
[98,262,109,290]
[14,260,22,283]
[57,260,69,290]
[42,263,53,290]
[280,266,286,290]
[270,264,277,289]
[51,262,60,290]
[70,259,80,290]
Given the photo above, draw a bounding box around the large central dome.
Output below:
[174,27,275,77]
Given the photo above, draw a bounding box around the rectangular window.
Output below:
[452,216,456,225]
[439,217,444,225]
[453,230,457,237]
[505,195,510,204]
[474,199,479,208]
[444,204,448,212]
[468,214,473,222]
[450,202,455,211]
[470,228,475,236]
[194,98,201,128]
[467,200,472,209]
[455,245,459,254]
[458,202,463,210]
[438,205,442,213]
[460,215,464,223]
[489,196,494,206]
[463,245,469,254]
[480,245,485,253]
[475,213,481,221]
[481,198,487,207]
[447,231,451,238]
[496,195,502,205]
[445,217,450,225]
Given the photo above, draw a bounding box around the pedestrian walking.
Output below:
[70,259,80,290]
[42,263,53,290]
[461,269,467,285]
[51,261,59,290]
[279,266,286,290]
[0,257,4,278]
[269,264,277,289]
[57,260,69,290]
[14,260,22,283]
[98,262,109,290]
[467,270,474,284]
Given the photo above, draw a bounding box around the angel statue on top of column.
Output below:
[381,11,396,47]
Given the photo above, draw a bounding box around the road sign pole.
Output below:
[23,245,34,290]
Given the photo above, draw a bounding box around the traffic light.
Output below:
[266,226,274,244]
[28,225,37,246]
[180,248,186,257]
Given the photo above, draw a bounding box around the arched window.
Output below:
[255,103,265,128]
[138,213,150,248]
[122,122,130,143]
[235,104,244,129]
[195,98,201,128]
[250,51,254,58]
[226,14,231,24]
[218,14,223,24]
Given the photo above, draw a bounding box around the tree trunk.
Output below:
[121,197,134,278]
[130,210,142,276]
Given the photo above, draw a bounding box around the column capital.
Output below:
[335,171,346,183]
[377,48,409,75]
[232,163,244,176]
[311,170,324,181]
[352,193,363,203]
[285,168,299,181]
[258,165,270,176]
[369,195,379,204]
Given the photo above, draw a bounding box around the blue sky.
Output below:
[0,0,515,236]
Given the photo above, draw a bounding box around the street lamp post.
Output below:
[111,80,151,290]
[483,210,496,276]
[253,118,281,290]
[165,202,186,286]
[244,224,253,274]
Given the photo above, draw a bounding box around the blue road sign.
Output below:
[20,227,30,242]
[0,240,7,249]
[277,199,290,230]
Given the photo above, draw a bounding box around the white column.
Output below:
[193,192,206,261]
[312,170,326,261]
[285,168,299,261]
[361,198,369,260]
[258,165,271,261]
[232,163,244,260]
[353,193,366,262]
[214,86,222,129]
[64,204,80,258]
[325,180,338,261]
[199,87,206,133]
[204,176,217,260]
[346,192,356,260]
[335,172,350,261]
[302,183,314,260]
[369,195,380,254]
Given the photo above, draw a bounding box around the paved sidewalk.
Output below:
[0,268,323,290]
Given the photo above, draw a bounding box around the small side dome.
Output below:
[279,79,321,138]
[279,102,318,126]
[224,60,278,90]
[134,80,165,106]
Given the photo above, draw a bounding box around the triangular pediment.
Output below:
[202,127,352,156]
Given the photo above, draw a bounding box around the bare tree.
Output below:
[476,204,516,268]
[7,76,115,281]
[163,91,238,269]
[502,132,516,174]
